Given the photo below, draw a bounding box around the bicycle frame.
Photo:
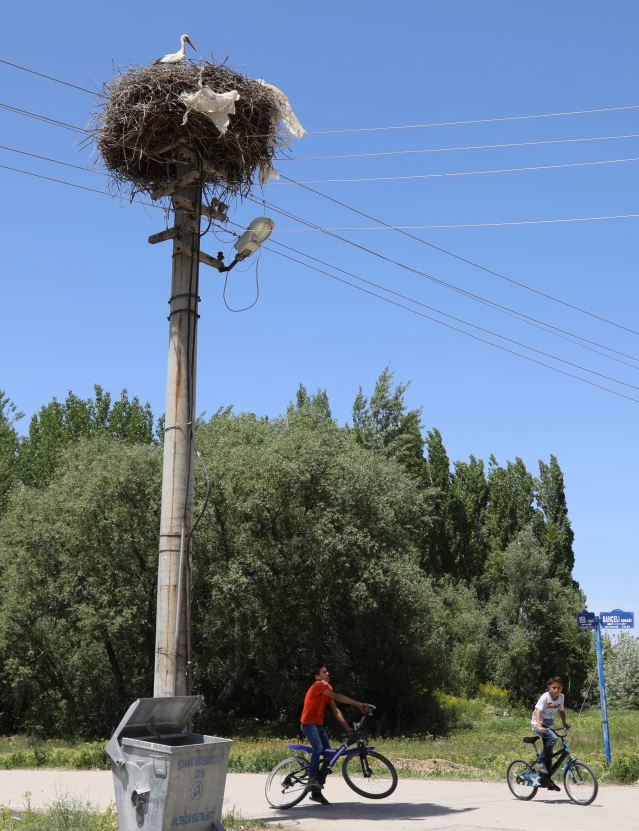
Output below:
[521,731,578,787]
[287,715,375,772]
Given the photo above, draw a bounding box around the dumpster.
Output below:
[106,696,232,831]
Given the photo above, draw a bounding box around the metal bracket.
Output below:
[152,169,201,200]
[174,241,223,271]
[148,227,186,245]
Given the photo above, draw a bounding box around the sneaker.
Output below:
[547,780,561,792]
[304,778,321,793]
[309,791,330,805]
[535,762,549,775]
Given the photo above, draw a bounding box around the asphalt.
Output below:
[0,770,637,831]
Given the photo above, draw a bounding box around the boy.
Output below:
[532,675,571,792]
[301,662,371,805]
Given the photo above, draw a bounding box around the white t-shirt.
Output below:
[531,691,564,728]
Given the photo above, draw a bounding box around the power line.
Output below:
[263,244,639,405]
[272,156,639,185]
[272,213,639,230]
[0,143,108,177]
[0,102,89,133]
[264,236,639,391]
[306,104,639,135]
[278,174,639,338]
[0,161,159,209]
[288,133,639,161]
[251,195,639,361]
[0,58,96,95]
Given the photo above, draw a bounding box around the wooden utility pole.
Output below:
[153,150,202,698]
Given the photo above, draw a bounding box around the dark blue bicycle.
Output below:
[265,710,398,808]
[507,728,598,806]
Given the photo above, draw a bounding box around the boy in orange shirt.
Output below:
[301,662,370,804]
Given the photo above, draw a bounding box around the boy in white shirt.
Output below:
[531,675,571,791]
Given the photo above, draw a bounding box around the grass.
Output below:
[3,693,639,786]
[0,796,274,831]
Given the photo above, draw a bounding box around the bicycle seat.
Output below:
[523,736,540,743]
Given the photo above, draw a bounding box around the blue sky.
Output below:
[1,0,638,623]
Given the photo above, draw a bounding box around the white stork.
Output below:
[154,34,196,64]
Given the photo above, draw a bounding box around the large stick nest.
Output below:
[90,60,285,201]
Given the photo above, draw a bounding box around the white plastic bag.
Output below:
[258,80,305,139]
[180,87,240,134]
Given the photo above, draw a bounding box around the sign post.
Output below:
[577,609,635,766]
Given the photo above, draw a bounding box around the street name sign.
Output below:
[577,611,597,631]
[599,609,635,629]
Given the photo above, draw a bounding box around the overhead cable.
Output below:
[288,133,639,161]
[272,156,639,185]
[306,104,639,135]
[0,143,108,176]
[263,244,639,405]
[266,236,639,387]
[0,57,96,95]
[272,213,639,230]
[0,101,89,133]
[279,174,639,338]
[251,195,639,359]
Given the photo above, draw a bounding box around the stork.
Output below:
[154,34,196,64]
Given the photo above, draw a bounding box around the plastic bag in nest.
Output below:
[180,86,241,134]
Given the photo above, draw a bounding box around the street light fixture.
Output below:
[234,217,275,260]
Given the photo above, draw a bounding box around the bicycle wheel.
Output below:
[506,759,539,800]
[265,756,310,809]
[342,750,398,799]
[563,761,598,806]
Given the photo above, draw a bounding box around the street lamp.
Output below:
[234,217,275,260]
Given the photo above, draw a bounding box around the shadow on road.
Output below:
[259,801,478,823]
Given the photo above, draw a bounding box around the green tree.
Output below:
[606,634,639,709]
[191,402,443,731]
[351,367,426,482]
[534,455,575,575]
[0,391,23,518]
[0,438,161,736]
[18,385,155,488]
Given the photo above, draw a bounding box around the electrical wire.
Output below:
[262,244,639,405]
[0,143,109,176]
[265,237,639,373]
[222,254,260,312]
[250,195,639,361]
[306,104,639,135]
[277,175,639,339]
[0,160,160,208]
[0,58,96,95]
[287,133,639,161]
[271,213,639,230]
[0,101,89,133]
[257,237,639,392]
[271,156,639,185]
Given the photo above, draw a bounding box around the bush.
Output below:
[610,751,639,784]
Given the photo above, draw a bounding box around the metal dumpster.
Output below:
[106,696,232,831]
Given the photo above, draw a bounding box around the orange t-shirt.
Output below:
[301,680,333,725]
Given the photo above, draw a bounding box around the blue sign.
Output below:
[599,609,635,629]
[577,611,597,631]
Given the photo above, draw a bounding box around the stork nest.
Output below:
[90,60,285,201]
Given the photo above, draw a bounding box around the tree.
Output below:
[606,634,639,709]
[0,438,162,736]
[534,455,575,575]
[351,367,426,482]
[0,391,23,518]
[191,402,444,731]
[488,526,591,703]
[18,385,155,489]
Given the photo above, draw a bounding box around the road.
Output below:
[0,770,637,831]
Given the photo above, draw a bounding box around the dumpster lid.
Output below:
[106,695,203,766]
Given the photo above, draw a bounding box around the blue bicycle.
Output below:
[265,710,398,808]
[506,728,598,806]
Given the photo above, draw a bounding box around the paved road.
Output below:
[0,770,637,831]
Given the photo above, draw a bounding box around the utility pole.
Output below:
[153,149,202,698]
[149,145,274,698]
